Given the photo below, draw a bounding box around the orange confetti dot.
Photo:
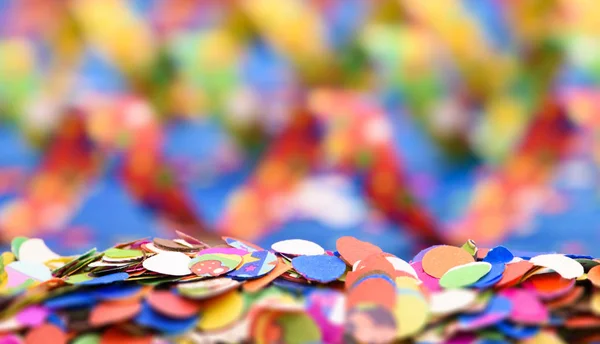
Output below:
[587,265,600,288]
[24,324,66,344]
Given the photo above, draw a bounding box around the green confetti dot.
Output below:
[104,248,144,259]
[11,236,28,259]
[64,273,94,284]
[72,333,101,344]
[439,262,492,289]
[278,312,322,344]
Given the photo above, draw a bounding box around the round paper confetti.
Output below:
[529,254,584,280]
[347,277,397,312]
[135,302,199,334]
[104,248,144,260]
[483,246,514,264]
[278,312,323,344]
[18,238,60,265]
[198,291,245,331]
[147,290,202,318]
[336,236,382,265]
[89,284,143,301]
[439,262,492,289]
[189,253,242,277]
[412,245,442,263]
[305,290,345,344]
[223,237,262,252]
[227,250,278,280]
[587,265,600,288]
[196,247,248,256]
[394,278,429,339]
[525,273,576,300]
[6,261,52,282]
[11,237,28,259]
[411,261,441,291]
[142,252,192,276]
[153,238,197,253]
[496,260,534,288]
[350,253,396,281]
[243,258,291,293]
[176,230,209,248]
[89,301,142,327]
[15,306,49,327]
[346,305,397,344]
[71,334,101,344]
[24,323,67,344]
[501,289,549,324]
[100,328,153,344]
[422,246,475,278]
[292,255,347,283]
[591,291,600,316]
[471,262,504,289]
[353,255,419,280]
[177,278,241,300]
[271,239,325,256]
[545,286,585,310]
[497,320,540,340]
[192,318,249,343]
[44,292,97,310]
[64,273,94,284]
[458,295,512,330]
[78,272,129,286]
[429,289,478,316]
[385,256,419,280]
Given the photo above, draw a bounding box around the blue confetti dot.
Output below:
[292,255,347,283]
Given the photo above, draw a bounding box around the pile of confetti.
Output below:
[2,234,600,343]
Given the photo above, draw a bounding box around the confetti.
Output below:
[291,254,347,283]
[529,254,585,280]
[457,295,512,330]
[89,301,141,327]
[226,250,278,280]
[243,258,290,293]
[23,323,67,344]
[336,236,383,265]
[0,235,597,343]
[501,288,549,324]
[429,289,478,316]
[439,262,492,289]
[197,291,245,331]
[17,239,60,265]
[177,277,241,300]
[394,276,429,339]
[422,245,475,278]
[189,253,242,277]
[146,290,201,319]
[271,239,325,257]
[587,265,600,287]
[496,260,535,288]
[142,252,192,276]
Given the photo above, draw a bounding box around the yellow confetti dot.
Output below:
[198,291,245,331]
[394,290,429,339]
[521,330,567,344]
[591,291,600,316]
[2,252,15,265]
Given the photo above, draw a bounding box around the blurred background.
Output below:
[0,0,599,259]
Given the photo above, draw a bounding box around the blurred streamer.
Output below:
[0,0,599,257]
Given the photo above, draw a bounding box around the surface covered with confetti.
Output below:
[2,234,600,343]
